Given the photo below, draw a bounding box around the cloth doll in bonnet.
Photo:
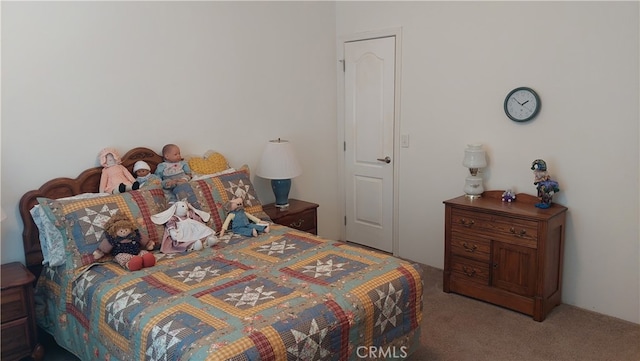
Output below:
[133,161,162,189]
[98,147,140,194]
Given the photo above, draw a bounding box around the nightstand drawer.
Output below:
[1,317,31,359]
[1,287,29,323]
[276,209,317,232]
[264,199,319,235]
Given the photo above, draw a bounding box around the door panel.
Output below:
[344,36,395,253]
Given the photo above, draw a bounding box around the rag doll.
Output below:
[133,161,162,189]
[98,147,140,194]
[93,213,156,271]
[219,197,270,238]
[155,144,191,202]
[151,200,218,253]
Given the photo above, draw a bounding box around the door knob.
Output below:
[377,156,391,164]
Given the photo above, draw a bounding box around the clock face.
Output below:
[504,87,540,122]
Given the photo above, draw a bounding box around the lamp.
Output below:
[462,143,487,199]
[256,138,302,209]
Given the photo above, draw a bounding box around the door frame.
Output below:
[336,27,403,256]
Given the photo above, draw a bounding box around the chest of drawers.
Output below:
[443,191,567,321]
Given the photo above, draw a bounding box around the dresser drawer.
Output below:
[1,287,29,323]
[1,317,31,359]
[450,255,490,285]
[276,209,317,232]
[450,233,490,262]
[451,209,538,248]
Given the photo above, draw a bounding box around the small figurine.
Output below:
[151,200,218,253]
[219,197,270,238]
[98,148,140,194]
[501,189,516,202]
[93,213,155,271]
[531,159,560,209]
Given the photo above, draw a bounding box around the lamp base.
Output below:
[271,179,291,208]
[463,175,484,199]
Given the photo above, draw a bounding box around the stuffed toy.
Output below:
[98,147,140,194]
[219,197,270,238]
[151,200,218,253]
[93,213,156,271]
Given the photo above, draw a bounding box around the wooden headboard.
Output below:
[19,147,163,278]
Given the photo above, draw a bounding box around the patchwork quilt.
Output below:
[35,225,423,361]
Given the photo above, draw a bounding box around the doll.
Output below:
[219,197,270,238]
[155,144,191,201]
[98,147,140,194]
[151,200,218,253]
[531,159,560,209]
[133,161,162,189]
[531,159,550,188]
[93,213,156,271]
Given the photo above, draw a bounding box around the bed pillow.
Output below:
[31,192,111,267]
[37,188,167,270]
[187,151,230,177]
[173,166,270,232]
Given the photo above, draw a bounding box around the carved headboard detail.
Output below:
[19,147,163,278]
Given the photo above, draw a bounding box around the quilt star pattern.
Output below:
[35,226,423,361]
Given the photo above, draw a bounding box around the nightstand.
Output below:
[1,262,44,361]
[263,199,319,235]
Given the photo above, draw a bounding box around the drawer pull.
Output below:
[290,219,305,228]
[510,227,527,237]
[462,242,477,253]
[459,218,475,227]
[462,266,476,277]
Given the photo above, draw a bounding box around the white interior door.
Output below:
[344,36,395,253]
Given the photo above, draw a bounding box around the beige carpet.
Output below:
[408,264,640,361]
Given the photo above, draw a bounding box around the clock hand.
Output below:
[512,98,522,106]
[521,100,529,105]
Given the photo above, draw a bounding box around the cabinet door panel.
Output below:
[492,242,537,297]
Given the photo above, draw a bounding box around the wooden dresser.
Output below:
[263,199,319,235]
[1,262,43,360]
[443,191,567,321]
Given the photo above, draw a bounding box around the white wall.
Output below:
[336,1,639,324]
[2,1,638,325]
[1,2,340,261]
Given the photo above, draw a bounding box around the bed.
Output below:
[19,147,424,361]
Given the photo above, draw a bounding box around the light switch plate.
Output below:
[401,134,410,148]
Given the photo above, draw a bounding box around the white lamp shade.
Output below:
[462,143,487,169]
[255,139,302,180]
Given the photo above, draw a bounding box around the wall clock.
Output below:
[504,87,540,122]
